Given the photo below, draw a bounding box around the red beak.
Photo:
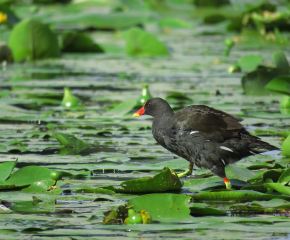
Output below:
[132,102,146,117]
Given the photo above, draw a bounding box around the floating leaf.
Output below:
[61,31,104,53]
[53,132,90,150]
[128,193,191,220]
[191,190,290,201]
[0,158,17,181]
[282,134,290,157]
[264,183,290,196]
[273,51,289,70]
[225,164,256,181]
[265,75,290,96]
[278,167,290,185]
[190,205,227,216]
[238,54,262,72]
[120,167,182,193]
[125,27,169,57]
[104,99,137,116]
[21,179,62,195]
[158,18,192,29]
[280,95,290,109]
[8,18,60,61]
[242,67,288,95]
[2,166,52,188]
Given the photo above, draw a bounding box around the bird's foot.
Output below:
[177,163,193,178]
[223,177,232,190]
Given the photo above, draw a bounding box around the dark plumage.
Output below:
[133,98,279,189]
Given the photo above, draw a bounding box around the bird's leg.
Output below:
[177,163,193,178]
[223,177,232,190]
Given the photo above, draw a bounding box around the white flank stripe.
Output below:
[220,146,233,152]
[221,159,226,166]
[190,131,199,134]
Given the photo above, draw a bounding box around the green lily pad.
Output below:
[2,166,52,188]
[21,179,62,195]
[104,167,183,193]
[278,167,290,185]
[128,193,191,221]
[225,164,256,181]
[282,134,290,157]
[158,18,192,29]
[191,190,290,201]
[241,67,288,96]
[273,51,289,70]
[237,54,262,72]
[125,27,169,57]
[104,99,137,116]
[264,183,290,196]
[53,132,89,150]
[265,75,290,96]
[8,18,60,61]
[190,205,227,216]
[0,158,17,181]
[61,31,104,53]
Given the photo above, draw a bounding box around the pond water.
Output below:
[0,25,290,239]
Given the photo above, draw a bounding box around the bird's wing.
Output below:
[172,105,245,142]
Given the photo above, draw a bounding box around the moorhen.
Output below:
[133,98,279,189]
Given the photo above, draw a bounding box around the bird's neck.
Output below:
[152,108,174,129]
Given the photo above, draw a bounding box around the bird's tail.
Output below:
[249,137,279,154]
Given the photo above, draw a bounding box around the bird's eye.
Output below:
[147,102,152,107]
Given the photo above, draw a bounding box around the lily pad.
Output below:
[281,134,290,157]
[191,190,290,201]
[61,31,104,53]
[125,27,169,57]
[128,193,191,221]
[237,54,262,72]
[104,167,183,193]
[8,18,60,61]
[0,158,17,181]
[273,51,289,70]
[241,67,289,96]
[265,75,290,96]
[2,166,52,188]
[53,132,89,150]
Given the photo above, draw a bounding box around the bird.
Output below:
[132,97,279,189]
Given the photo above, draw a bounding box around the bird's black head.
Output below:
[133,98,173,118]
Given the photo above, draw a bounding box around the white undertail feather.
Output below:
[220,146,233,152]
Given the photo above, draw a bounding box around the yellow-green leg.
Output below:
[177,163,193,178]
[223,177,232,190]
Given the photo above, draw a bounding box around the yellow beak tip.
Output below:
[132,113,140,118]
